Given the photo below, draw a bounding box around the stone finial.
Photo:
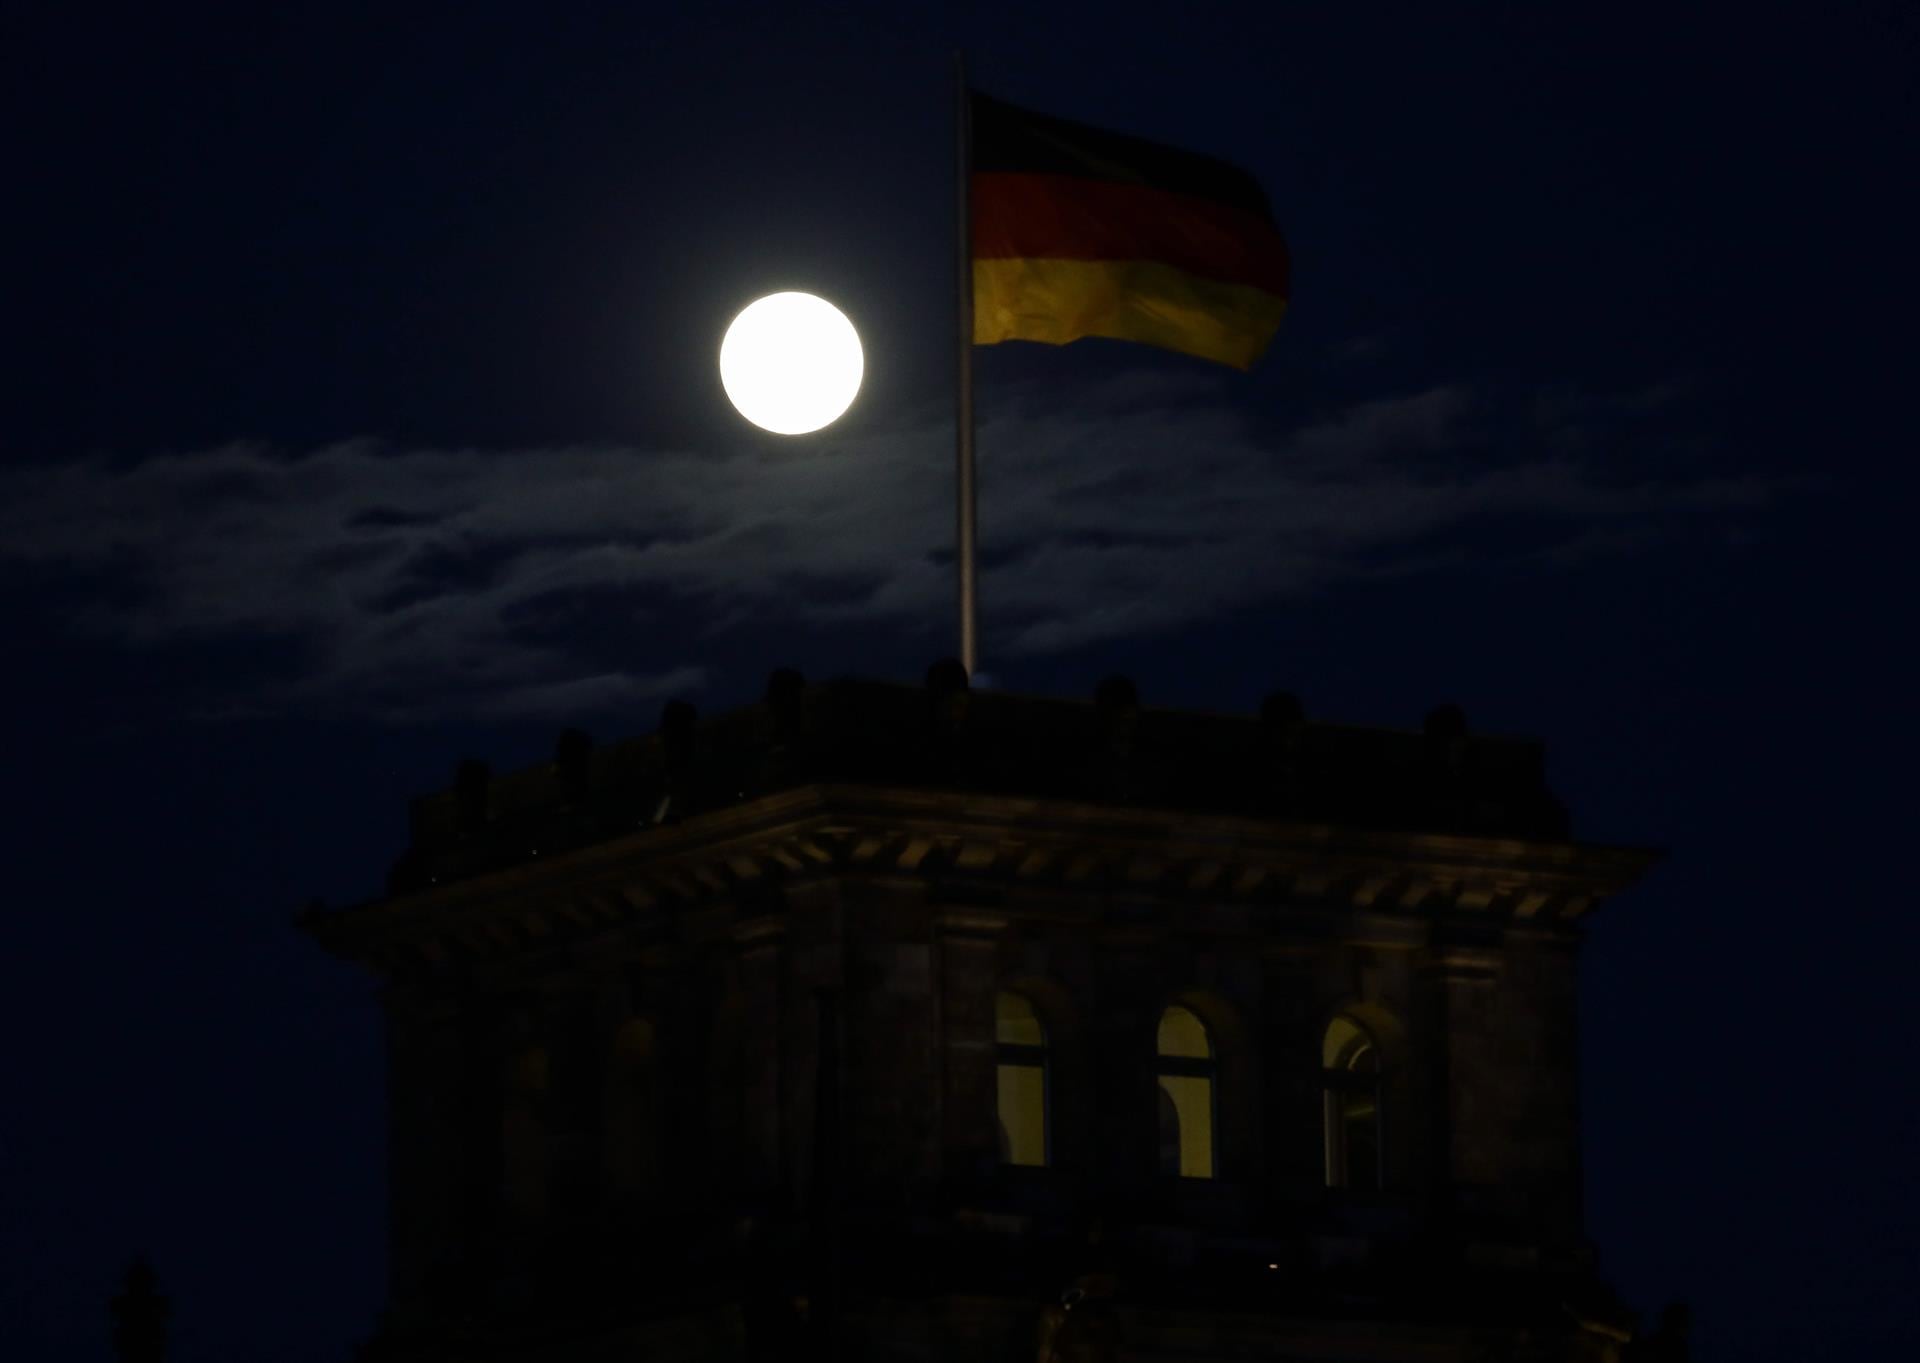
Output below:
[1632,1303,1692,1362]
[1260,691,1307,804]
[555,728,594,804]
[766,668,806,739]
[1094,675,1138,710]
[925,658,970,693]
[110,1256,168,1363]
[1260,691,1305,727]
[924,659,971,757]
[1094,677,1139,798]
[660,700,699,790]
[1036,1270,1119,1363]
[454,758,492,834]
[1422,703,1471,796]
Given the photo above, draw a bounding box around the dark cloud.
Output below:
[0,379,1776,719]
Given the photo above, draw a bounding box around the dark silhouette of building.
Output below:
[110,1257,168,1363]
[305,668,1661,1362]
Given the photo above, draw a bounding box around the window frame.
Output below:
[1321,1016,1384,1192]
[994,991,1051,1168]
[1155,1003,1218,1180]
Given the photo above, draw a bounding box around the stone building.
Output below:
[304,666,1659,1362]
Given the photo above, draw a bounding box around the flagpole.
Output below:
[953,50,978,678]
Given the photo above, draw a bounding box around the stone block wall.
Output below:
[377,871,1598,1328]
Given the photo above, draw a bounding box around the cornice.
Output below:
[302,783,1659,975]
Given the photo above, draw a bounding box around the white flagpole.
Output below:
[954,51,978,678]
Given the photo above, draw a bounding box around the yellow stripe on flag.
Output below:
[973,257,1287,371]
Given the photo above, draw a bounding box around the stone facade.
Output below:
[305,670,1658,1363]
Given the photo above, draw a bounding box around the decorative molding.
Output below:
[305,783,1658,974]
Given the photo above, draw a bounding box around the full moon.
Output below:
[719,292,863,435]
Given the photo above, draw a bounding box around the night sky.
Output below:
[2,3,1915,1360]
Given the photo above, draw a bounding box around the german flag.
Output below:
[970,93,1290,371]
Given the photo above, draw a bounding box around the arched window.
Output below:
[1322,1016,1382,1190]
[996,991,1049,1166]
[1156,1004,1216,1179]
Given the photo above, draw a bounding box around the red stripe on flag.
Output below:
[973,172,1290,297]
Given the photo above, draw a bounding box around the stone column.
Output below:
[733,915,788,1196]
[1421,943,1508,1219]
[1500,931,1585,1242]
[385,992,465,1310]
[1423,932,1585,1243]
[935,909,1009,1189]
[1261,953,1322,1201]
[1093,932,1164,1196]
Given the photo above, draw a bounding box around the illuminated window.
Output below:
[1156,1005,1215,1179]
[995,991,1049,1167]
[1322,1016,1381,1190]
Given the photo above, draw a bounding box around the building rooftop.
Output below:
[381,665,1576,900]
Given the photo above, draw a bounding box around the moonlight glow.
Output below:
[719,292,863,435]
